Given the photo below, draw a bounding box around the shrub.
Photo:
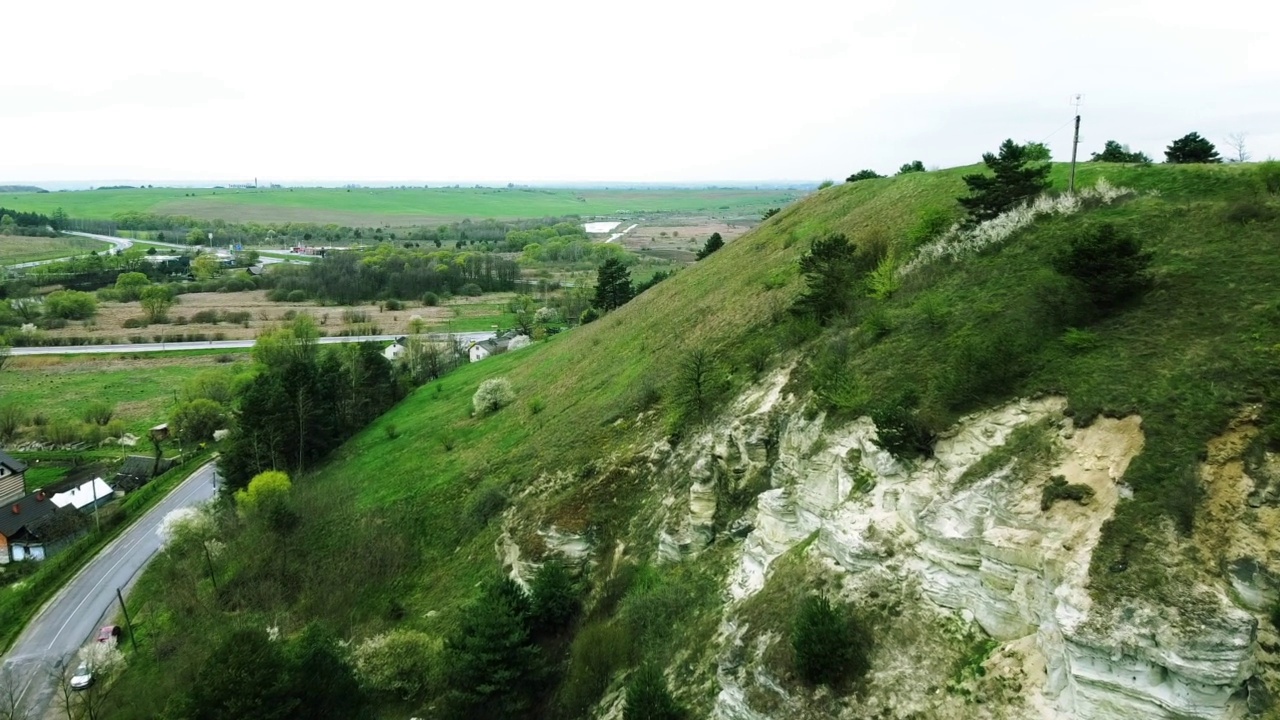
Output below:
[1062,327,1101,354]
[170,399,226,442]
[342,309,370,324]
[122,317,147,329]
[383,299,404,311]
[791,594,870,686]
[846,169,883,183]
[533,306,560,325]
[223,311,251,324]
[527,397,545,415]
[0,405,26,441]
[624,663,685,720]
[473,377,515,415]
[1041,475,1096,510]
[1259,160,1280,195]
[81,401,114,426]
[353,629,442,700]
[459,283,483,297]
[1224,198,1276,225]
[1052,222,1153,311]
[558,621,633,716]
[191,309,220,324]
[383,423,400,440]
[817,179,835,190]
[44,290,97,320]
[468,485,508,527]
[421,291,440,306]
[286,290,308,303]
[580,307,601,325]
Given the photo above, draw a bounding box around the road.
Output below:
[9,331,496,356]
[0,463,219,719]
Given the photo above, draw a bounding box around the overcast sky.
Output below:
[3,0,1277,185]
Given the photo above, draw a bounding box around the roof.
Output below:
[0,451,27,475]
[0,489,62,538]
[51,478,113,511]
[246,265,265,276]
[115,455,172,481]
[474,338,511,354]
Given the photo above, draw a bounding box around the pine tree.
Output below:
[624,663,686,720]
[530,560,580,635]
[791,594,869,686]
[958,139,1052,224]
[794,233,864,324]
[594,258,633,311]
[1091,140,1151,164]
[695,232,724,260]
[441,580,541,719]
[1165,132,1222,164]
[1052,222,1153,310]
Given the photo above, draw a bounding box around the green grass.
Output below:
[100,160,1280,716]
[0,234,111,265]
[0,354,251,436]
[1,187,803,226]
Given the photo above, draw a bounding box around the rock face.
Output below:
[653,372,1264,720]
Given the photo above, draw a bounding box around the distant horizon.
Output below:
[1,179,824,192]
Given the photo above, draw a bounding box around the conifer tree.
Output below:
[695,232,724,260]
[1091,140,1151,164]
[594,258,634,311]
[958,139,1051,224]
[624,663,686,720]
[1165,132,1222,164]
[897,160,926,174]
[795,233,864,324]
[441,579,541,719]
[530,560,580,635]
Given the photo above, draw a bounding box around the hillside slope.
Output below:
[108,161,1280,720]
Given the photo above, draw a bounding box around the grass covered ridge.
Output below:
[106,160,1280,716]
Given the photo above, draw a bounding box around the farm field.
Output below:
[0,186,804,226]
[32,289,519,343]
[0,234,110,265]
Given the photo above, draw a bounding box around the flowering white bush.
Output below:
[79,641,125,674]
[899,179,1135,276]
[353,630,441,699]
[534,307,560,325]
[507,335,532,351]
[20,323,36,334]
[473,377,515,415]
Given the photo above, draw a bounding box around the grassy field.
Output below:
[0,186,804,226]
[0,234,111,265]
[0,353,252,438]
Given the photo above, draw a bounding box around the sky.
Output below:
[3,0,1278,186]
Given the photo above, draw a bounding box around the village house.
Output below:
[0,488,86,563]
[469,337,511,363]
[384,337,408,362]
[0,451,27,505]
[51,477,115,512]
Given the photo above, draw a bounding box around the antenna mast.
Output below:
[1069,94,1083,194]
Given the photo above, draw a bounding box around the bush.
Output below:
[81,401,114,426]
[624,663,685,720]
[473,377,515,415]
[468,485,508,527]
[170,399,227,442]
[383,299,404,311]
[1041,475,1096,510]
[1259,160,1280,195]
[558,622,632,718]
[1052,222,1153,311]
[791,594,870,686]
[0,405,26,441]
[44,290,97,320]
[286,290,308,302]
[191,309,220,324]
[421,291,440,306]
[122,317,147,329]
[459,283,483,297]
[352,629,442,700]
[580,307,601,325]
[1224,198,1276,225]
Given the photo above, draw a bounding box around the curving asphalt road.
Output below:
[0,462,219,719]
[8,331,496,356]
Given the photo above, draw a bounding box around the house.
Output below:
[0,451,27,505]
[0,489,86,563]
[468,337,511,362]
[384,337,408,362]
[51,477,114,512]
[114,454,175,493]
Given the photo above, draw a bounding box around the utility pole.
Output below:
[1069,94,1083,194]
[116,587,139,652]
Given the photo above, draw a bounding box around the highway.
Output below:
[9,331,496,356]
[0,463,219,719]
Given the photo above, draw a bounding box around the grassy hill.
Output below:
[104,160,1280,717]
[0,186,802,226]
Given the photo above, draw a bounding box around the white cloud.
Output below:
[2,0,1278,184]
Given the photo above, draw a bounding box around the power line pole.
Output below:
[1069,94,1083,194]
[116,587,139,652]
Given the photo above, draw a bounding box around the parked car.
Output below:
[70,662,93,690]
[97,625,122,646]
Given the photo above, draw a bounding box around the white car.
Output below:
[69,662,93,690]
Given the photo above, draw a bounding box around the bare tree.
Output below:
[1225,132,1251,163]
[0,343,10,374]
[0,665,30,720]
